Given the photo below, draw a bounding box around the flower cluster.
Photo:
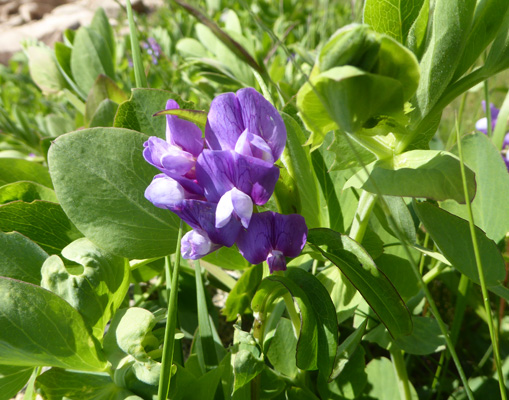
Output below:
[475,101,509,170]
[142,37,162,65]
[143,88,308,273]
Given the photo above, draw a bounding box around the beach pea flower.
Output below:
[236,212,308,273]
[196,149,279,228]
[205,88,286,163]
[181,229,221,259]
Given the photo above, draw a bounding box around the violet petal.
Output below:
[237,88,286,161]
[205,92,244,151]
[236,212,273,265]
[165,99,204,157]
[181,229,220,259]
[272,213,308,258]
[145,174,185,209]
[235,129,274,163]
[216,188,253,229]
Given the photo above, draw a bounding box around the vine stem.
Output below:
[157,220,184,400]
[456,122,507,400]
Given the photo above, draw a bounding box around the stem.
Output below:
[418,233,430,275]
[274,270,301,336]
[349,191,377,243]
[390,347,412,400]
[484,80,493,137]
[125,0,147,88]
[157,221,183,400]
[456,123,507,400]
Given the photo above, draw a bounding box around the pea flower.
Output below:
[206,88,287,163]
[475,101,509,170]
[196,149,279,228]
[236,212,308,273]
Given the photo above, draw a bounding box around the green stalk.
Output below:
[456,122,507,400]
[125,0,148,88]
[390,348,412,400]
[349,190,377,243]
[484,80,493,137]
[194,260,219,370]
[273,270,301,336]
[157,221,183,400]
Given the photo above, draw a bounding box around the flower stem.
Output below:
[456,122,507,400]
[484,79,493,137]
[157,220,183,400]
[390,347,412,400]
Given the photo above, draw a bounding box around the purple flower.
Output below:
[143,99,204,195]
[196,149,279,228]
[181,229,221,260]
[205,88,286,163]
[236,212,308,273]
[475,102,509,171]
[475,102,500,134]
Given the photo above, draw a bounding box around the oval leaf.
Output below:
[0,277,107,371]
[48,128,180,259]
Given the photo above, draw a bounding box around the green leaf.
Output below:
[0,231,48,284]
[280,113,321,228]
[0,181,57,204]
[41,238,129,339]
[406,0,429,58]
[175,0,265,77]
[223,264,263,321]
[0,365,34,400]
[85,75,127,125]
[317,266,363,324]
[441,132,509,243]
[0,277,107,371]
[373,196,417,244]
[453,0,509,80]
[103,308,161,387]
[154,108,207,127]
[252,268,338,378]
[48,128,180,259]
[232,325,264,393]
[0,158,52,188]
[363,0,425,44]
[44,114,76,137]
[307,228,412,338]
[375,253,420,300]
[330,320,367,381]
[297,66,405,145]
[0,201,82,255]
[54,43,87,100]
[344,150,476,203]
[89,99,118,128]
[362,357,418,399]
[413,0,476,118]
[71,27,115,95]
[327,130,377,171]
[394,316,445,355]
[26,45,67,95]
[90,7,116,62]
[484,11,509,76]
[414,201,506,286]
[202,246,249,270]
[35,369,141,400]
[266,318,298,378]
[114,88,194,138]
[318,346,367,399]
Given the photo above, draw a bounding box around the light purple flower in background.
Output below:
[181,229,221,260]
[475,101,500,134]
[236,212,308,273]
[206,88,287,163]
[475,101,509,171]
